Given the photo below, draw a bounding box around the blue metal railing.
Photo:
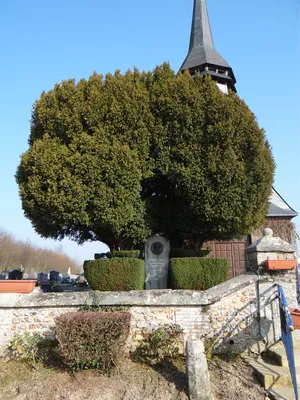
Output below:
[277,285,298,400]
[296,263,300,306]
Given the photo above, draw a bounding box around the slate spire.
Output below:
[188,0,214,52]
[180,0,236,92]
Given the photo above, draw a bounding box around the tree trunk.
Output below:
[194,235,204,251]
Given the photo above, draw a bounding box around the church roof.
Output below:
[181,45,231,72]
[267,188,298,218]
[180,0,234,74]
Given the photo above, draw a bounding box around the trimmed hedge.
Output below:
[84,258,145,291]
[169,248,210,258]
[111,250,140,259]
[169,258,230,290]
[55,311,131,371]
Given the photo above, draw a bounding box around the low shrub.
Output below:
[169,258,230,290]
[84,258,145,291]
[170,248,210,258]
[111,250,140,259]
[132,324,184,364]
[55,311,131,372]
[8,332,59,367]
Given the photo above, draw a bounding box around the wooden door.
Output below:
[210,239,249,278]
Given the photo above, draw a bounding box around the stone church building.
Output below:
[180,0,298,277]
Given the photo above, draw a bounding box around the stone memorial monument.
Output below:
[145,235,170,289]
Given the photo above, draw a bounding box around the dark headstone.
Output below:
[94,252,111,260]
[37,272,47,282]
[8,270,23,280]
[50,270,59,282]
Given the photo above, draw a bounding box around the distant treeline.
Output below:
[0,229,81,274]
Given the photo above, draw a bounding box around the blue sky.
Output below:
[0,0,299,265]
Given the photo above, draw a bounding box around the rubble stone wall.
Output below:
[0,271,298,356]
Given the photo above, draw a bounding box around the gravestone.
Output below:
[145,235,170,289]
[50,270,59,282]
[61,273,71,283]
[37,272,47,282]
[8,270,23,280]
[94,252,111,259]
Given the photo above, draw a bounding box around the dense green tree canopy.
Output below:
[16,63,275,251]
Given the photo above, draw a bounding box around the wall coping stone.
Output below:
[0,273,258,308]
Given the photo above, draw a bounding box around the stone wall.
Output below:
[0,271,298,357]
[130,283,259,354]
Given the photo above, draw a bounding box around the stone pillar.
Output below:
[145,235,170,289]
[246,228,298,339]
[245,228,296,272]
[186,339,212,400]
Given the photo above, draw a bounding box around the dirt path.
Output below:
[209,357,268,400]
[0,357,267,400]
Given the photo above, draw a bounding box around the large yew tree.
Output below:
[16,63,275,251]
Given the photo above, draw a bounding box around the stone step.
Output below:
[265,343,300,368]
[268,386,300,400]
[246,356,300,389]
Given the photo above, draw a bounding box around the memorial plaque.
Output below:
[145,235,170,289]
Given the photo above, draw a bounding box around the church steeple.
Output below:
[180,0,236,93]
